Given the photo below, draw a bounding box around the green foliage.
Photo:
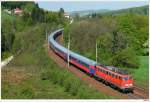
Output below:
[31,3,45,23]
[1,12,16,53]
[1,51,12,61]
[1,1,35,10]
[109,48,139,68]
[58,8,64,17]
[64,13,148,68]
[116,14,148,55]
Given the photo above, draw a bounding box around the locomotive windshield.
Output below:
[123,77,129,81]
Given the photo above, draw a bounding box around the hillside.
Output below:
[70,9,109,17]
[103,5,148,16]
[70,5,149,17]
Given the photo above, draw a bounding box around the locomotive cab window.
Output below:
[123,77,128,80]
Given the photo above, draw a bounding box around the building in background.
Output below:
[13,8,23,15]
[64,12,70,18]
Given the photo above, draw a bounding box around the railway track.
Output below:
[46,31,149,99]
[132,85,149,99]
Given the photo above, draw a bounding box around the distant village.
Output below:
[4,8,23,15]
[3,7,70,19]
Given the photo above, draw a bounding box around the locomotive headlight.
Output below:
[129,84,132,86]
[125,84,129,86]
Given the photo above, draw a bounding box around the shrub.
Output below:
[69,77,81,96]
[109,48,140,68]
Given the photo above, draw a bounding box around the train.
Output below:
[48,29,134,93]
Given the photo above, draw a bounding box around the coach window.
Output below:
[103,70,106,74]
[114,75,116,78]
[101,69,104,73]
[103,70,105,73]
[119,76,122,80]
[112,74,114,78]
[115,75,118,79]
[109,72,111,76]
[107,72,110,76]
[106,71,108,75]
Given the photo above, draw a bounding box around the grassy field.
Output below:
[1,25,113,99]
[2,68,76,99]
[132,56,149,87]
[124,56,149,87]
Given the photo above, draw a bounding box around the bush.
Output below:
[1,51,12,60]
[109,48,140,68]
[69,77,81,96]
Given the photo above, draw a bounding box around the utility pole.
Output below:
[47,31,49,52]
[62,30,64,43]
[96,41,98,64]
[68,34,70,68]
[46,29,47,41]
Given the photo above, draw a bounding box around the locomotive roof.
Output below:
[105,66,128,75]
[49,29,97,66]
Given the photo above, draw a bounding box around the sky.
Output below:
[37,1,148,12]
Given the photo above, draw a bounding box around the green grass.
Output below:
[125,56,149,87]
[133,56,149,87]
[2,74,76,99]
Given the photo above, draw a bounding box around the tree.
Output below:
[58,8,64,17]
[31,3,45,23]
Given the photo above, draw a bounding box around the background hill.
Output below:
[70,9,109,17]
[70,5,148,17]
[103,5,148,16]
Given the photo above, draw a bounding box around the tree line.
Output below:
[64,13,148,68]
